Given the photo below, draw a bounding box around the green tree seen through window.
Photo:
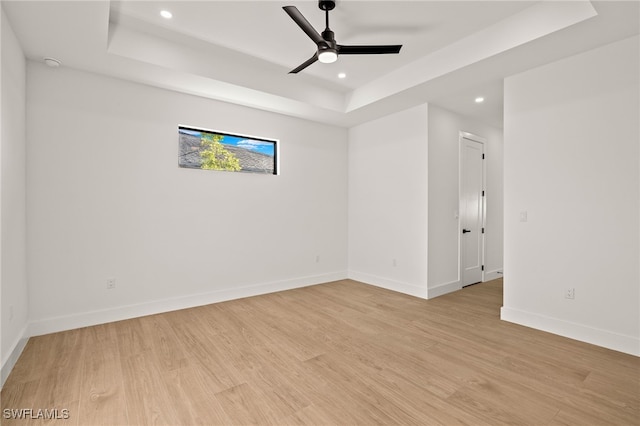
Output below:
[200,134,241,171]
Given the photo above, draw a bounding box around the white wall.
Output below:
[502,35,640,356]
[427,105,504,297]
[26,63,348,335]
[1,8,29,385]
[348,105,429,298]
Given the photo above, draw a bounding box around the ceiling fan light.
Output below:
[318,50,338,64]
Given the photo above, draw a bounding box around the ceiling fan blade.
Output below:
[283,6,324,46]
[338,45,403,55]
[289,53,319,74]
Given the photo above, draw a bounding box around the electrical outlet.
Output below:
[392,258,397,267]
[315,255,320,263]
[565,287,575,299]
[107,278,116,290]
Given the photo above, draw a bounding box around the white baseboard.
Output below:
[1,326,29,389]
[484,269,503,282]
[501,306,640,357]
[348,270,427,299]
[428,280,462,298]
[28,271,348,337]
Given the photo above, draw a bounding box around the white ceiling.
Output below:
[3,1,639,128]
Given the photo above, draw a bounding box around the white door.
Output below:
[460,137,484,286]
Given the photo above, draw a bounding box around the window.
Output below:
[179,126,278,175]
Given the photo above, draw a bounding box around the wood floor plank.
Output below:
[214,383,276,425]
[236,365,312,422]
[76,324,128,425]
[27,328,85,426]
[115,317,152,357]
[120,350,183,425]
[168,315,244,394]
[138,314,189,373]
[2,278,639,425]
[161,364,233,425]
[0,380,42,426]
[279,403,331,425]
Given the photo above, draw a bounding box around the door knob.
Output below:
[462,229,471,234]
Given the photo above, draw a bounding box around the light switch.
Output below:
[519,211,528,222]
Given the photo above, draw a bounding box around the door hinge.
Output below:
[482,153,485,159]
[482,227,485,233]
[482,190,485,197]
[481,265,485,271]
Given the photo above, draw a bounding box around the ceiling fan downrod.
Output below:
[319,0,335,29]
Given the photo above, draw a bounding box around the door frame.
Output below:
[458,131,487,286]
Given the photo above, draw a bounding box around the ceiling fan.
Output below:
[283,0,403,74]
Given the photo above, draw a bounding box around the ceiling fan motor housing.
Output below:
[321,29,336,48]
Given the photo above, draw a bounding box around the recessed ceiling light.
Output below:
[338,73,346,79]
[43,57,61,68]
[475,97,485,103]
[160,10,173,19]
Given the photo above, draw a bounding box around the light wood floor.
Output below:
[1,279,638,425]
